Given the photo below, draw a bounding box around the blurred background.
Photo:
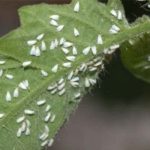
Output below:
[0,0,150,150]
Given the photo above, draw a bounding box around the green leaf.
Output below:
[121,33,150,83]
[0,0,149,149]
[121,16,150,83]
[108,0,124,10]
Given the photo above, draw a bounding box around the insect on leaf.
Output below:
[0,0,150,149]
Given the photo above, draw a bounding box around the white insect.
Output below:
[117,10,123,20]
[109,24,120,34]
[94,61,103,67]
[89,78,97,85]
[110,44,120,50]
[27,40,37,46]
[63,62,72,68]
[39,125,49,141]
[67,71,74,80]
[0,60,6,65]
[54,39,59,47]
[74,68,79,76]
[110,9,117,17]
[39,132,48,141]
[50,41,56,50]
[58,82,65,91]
[47,84,57,91]
[49,15,59,20]
[0,113,5,119]
[16,116,25,123]
[79,63,87,72]
[58,88,66,96]
[103,48,109,54]
[41,140,49,147]
[74,28,80,36]
[85,78,90,88]
[26,119,31,127]
[39,130,47,140]
[24,109,35,115]
[97,34,103,45]
[30,45,36,56]
[70,81,79,87]
[51,64,59,73]
[13,88,19,98]
[74,93,81,99]
[50,114,56,123]
[63,42,73,48]
[37,99,46,106]
[74,1,80,12]
[58,78,64,85]
[41,70,48,77]
[45,105,51,112]
[45,125,50,132]
[50,20,58,26]
[16,128,22,137]
[61,47,70,54]
[30,47,38,56]
[47,139,54,147]
[35,46,41,56]
[59,37,66,45]
[22,61,32,67]
[25,128,31,136]
[72,46,78,55]
[83,46,91,55]
[37,33,45,41]
[39,131,47,141]
[44,112,51,122]
[0,69,3,77]
[71,77,80,82]
[66,56,76,62]
[5,74,14,80]
[110,9,122,20]
[51,88,58,95]
[19,80,29,90]
[20,122,26,132]
[41,41,47,51]
[89,67,97,72]
[6,91,12,102]
[24,80,29,88]
[57,25,64,32]
[91,46,97,55]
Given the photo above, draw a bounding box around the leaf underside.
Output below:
[121,33,150,83]
[0,0,149,149]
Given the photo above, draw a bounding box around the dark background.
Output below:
[0,0,150,150]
